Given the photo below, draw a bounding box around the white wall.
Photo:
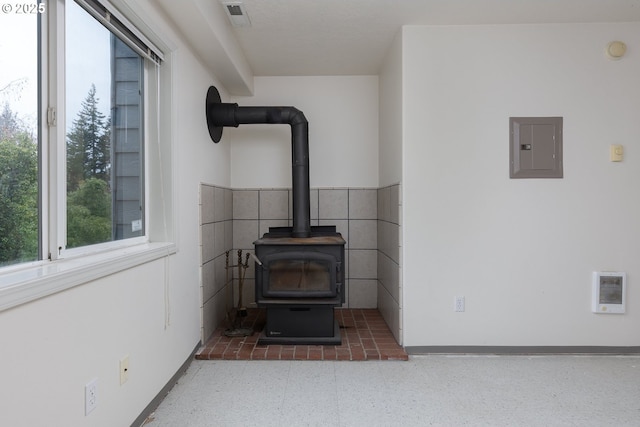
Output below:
[379,31,403,187]
[402,23,640,347]
[0,2,232,425]
[229,76,379,189]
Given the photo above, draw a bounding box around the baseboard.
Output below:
[131,342,200,427]
[405,346,640,355]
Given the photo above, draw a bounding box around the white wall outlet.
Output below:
[120,355,130,385]
[454,296,465,312]
[85,378,98,415]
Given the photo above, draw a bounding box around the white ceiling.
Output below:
[223,0,640,76]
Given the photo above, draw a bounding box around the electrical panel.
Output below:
[510,117,563,178]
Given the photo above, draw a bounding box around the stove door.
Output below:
[262,251,337,298]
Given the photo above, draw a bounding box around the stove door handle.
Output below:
[251,253,263,266]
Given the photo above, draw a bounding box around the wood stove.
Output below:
[254,226,345,344]
[205,86,345,344]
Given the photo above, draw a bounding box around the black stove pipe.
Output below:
[205,86,311,238]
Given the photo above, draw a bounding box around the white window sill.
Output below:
[0,242,177,312]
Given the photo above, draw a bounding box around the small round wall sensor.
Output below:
[606,41,627,60]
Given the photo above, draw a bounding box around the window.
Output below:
[66,0,145,248]
[0,0,167,268]
[0,9,39,267]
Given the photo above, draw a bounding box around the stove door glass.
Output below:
[269,259,331,293]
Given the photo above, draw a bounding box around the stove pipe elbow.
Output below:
[206,86,311,238]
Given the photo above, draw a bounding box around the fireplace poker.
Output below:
[223,249,253,337]
[236,250,250,318]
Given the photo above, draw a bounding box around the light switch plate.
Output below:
[120,355,129,385]
[610,144,623,162]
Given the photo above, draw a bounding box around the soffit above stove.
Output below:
[155,0,640,93]
[225,0,640,77]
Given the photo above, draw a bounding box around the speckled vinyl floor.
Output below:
[142,355,640,427]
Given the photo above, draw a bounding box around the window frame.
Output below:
[0,0,176,311]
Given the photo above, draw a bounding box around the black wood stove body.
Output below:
[205,85,345,344]
[254,226,345,344]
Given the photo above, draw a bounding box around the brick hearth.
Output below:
[196,309,408,361]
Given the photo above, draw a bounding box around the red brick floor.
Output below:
[196,308,408,361]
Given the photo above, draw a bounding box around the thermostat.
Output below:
[592,272,626,314]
